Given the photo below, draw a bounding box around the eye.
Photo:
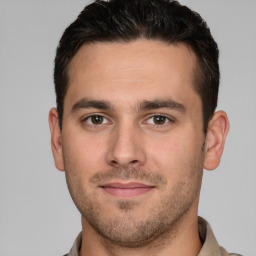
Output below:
[84,115,109,125]
[146,115,172,125]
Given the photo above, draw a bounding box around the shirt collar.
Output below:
[198,217,225,256]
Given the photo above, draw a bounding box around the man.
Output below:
[49,0,241,255]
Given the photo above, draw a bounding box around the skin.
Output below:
[49,39,229,256]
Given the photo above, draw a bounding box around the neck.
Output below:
[79,211,202,256]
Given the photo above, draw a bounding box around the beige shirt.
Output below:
[65,217,241,256]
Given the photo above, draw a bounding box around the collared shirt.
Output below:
[64,217,242,256]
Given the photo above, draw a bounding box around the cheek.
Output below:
[62,129,108,177]
[146,131,203,176]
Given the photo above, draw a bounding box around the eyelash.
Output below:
[81,113,174,128]
[145,114,174,127]
[82,114,111,126]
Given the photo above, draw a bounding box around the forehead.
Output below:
[66,39,199,107]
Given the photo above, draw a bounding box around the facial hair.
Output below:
[64,154,204,248]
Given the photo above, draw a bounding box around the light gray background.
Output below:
[1,1,255,255]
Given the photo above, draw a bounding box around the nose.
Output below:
[106,122,146,168]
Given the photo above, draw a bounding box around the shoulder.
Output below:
[198,217,243,256]
[220,246,243,256]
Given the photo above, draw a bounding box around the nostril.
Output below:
[111,160,118,165]
[109,159,139,167]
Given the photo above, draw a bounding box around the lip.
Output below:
[100,182,155,198]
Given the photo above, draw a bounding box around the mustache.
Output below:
[89,167,167,186]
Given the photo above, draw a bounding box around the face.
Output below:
[53,40,207,246]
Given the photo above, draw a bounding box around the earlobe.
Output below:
[49,108,65,171]
[204,111,230,170]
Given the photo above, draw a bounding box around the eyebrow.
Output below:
[71,97,185,113]
[71,98,112,113]
[137,98,186,113]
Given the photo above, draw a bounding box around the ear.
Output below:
[204,110,230,170]
[49,108,65,171]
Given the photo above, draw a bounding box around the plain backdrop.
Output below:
[0,0,255,255]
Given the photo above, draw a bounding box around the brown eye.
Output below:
[91,115,103,124]
[153,115,167,125]
[86,115,107,125]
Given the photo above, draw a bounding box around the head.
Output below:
[49,0,229,248]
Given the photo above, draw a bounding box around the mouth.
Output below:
[100,182,155,198]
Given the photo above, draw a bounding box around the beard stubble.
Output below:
[64,153,204,248]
